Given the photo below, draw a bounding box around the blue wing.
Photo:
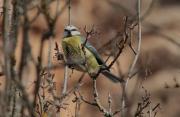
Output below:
[80,37,106,66]
[80,36,124,83]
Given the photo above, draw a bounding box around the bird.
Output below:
[61,25,124,83]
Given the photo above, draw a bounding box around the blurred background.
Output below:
[0,0,180,117]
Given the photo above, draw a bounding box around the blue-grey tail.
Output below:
[101,70,125,83]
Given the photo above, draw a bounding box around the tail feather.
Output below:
[101,70,125,83]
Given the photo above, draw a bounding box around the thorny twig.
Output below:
[32,0,70,109]
[135,87,160,117]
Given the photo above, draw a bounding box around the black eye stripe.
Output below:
[64,29,69,31]
[71,29,77,31]
[64,29,77,31]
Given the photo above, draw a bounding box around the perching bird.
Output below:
[61,25,124,83]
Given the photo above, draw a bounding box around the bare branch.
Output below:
[107,16,128,69]
[62,65,68,94]
[108,93,112,113]
[68,0,71,25]
[128,0,142,78]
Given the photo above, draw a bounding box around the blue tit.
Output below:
[61,25,124,83]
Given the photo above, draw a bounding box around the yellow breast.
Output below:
[62,36,100,75]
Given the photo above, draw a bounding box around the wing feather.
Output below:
[80,37,106,66]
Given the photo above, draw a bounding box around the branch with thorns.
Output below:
[134,87,161,117]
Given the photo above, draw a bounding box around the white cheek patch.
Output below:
[71,31,81,36]
[65,25,78,31]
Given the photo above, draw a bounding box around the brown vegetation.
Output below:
[0,0,180,117]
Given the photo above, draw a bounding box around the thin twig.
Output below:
[124,0,142,98]
[108,93,112,113]
[107,16,128,69]
[73,92,81,117]
[47,37,52,75]
[82,25,95,48]
[78,79,113,116]
[33,37,44,110]
[93,79,112,116]
[121,1,142,117]
[11,88,16,117]
[68,0,71,25]
[128,0,142,78]
[62,65,68,94]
